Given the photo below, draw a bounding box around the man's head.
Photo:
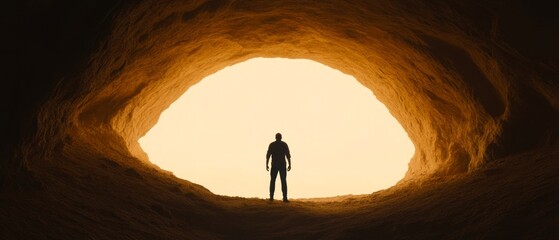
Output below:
[275,133,282,141]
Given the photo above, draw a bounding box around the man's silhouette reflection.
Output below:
[266,133,291,202]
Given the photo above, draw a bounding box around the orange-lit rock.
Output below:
[2,0,558,239]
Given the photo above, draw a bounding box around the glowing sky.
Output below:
[139,58,414,199]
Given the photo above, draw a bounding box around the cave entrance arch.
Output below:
[66,1,511,197]
[138,58,414,198]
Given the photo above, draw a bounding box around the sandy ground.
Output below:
[1,145,558,239]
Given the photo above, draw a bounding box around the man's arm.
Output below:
[266,145,271,171]
[286,143,291,171]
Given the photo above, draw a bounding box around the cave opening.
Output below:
[70,0,514,190]
[139,58,414,198]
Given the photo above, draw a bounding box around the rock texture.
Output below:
[2,0,558,239]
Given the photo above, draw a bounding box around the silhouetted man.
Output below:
[266,133,291,202]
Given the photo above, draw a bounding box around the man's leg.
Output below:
[279,167,288,202]
[269,167,279,200]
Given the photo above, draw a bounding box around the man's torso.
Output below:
[269,141,288,167]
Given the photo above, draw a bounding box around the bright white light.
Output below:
[139,58,414,199]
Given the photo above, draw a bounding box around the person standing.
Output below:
[266,133,291,202]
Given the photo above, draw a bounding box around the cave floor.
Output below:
[2,146,558,239]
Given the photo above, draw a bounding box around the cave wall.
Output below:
[1,0,125,188]
[3,0,558,188]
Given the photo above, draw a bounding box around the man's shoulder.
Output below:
[270,141,287,146]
